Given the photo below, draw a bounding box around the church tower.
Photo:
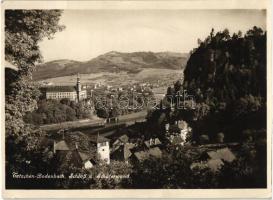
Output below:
[76,73,81,102]
[96,134,110,164]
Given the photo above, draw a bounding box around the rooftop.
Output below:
[89,134,110,144]
[76,150,94,162]
[144,138,162,148]
[118,134,129,144]
[54,140,70,151]
[42,85,77,92]
[206,147,236,163]
[134,147,162,161]
[111,143,134,161]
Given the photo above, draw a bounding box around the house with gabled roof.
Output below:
[71,149,96,169]
[112,134,129,151]
[52,140,96,169]
[132,147,162,162]
[53,140,70,153]
[144,138,162,149]
[168,134,185,146]
[111,143,135,163]
[203,147,236,163]
[51,131,111,168]
[191,147,236,172]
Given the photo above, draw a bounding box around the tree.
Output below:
[131,146,217,189]
[199,134,209,144]
[5,9,64,136]
[166,86,174,96]
[222,28,230,40]
[96,108,109,118]
[5,10,64,188]
[174,80,182,93]
[65,106,77,121]
[60,98,71,106]
[110,107,120,118]
[182,26,266,142]
[89,161,132,189]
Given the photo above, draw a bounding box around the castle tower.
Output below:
[96,134,110,164]
[89,134,110,164]
[76,73,81,102]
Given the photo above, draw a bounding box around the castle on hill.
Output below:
[40,74,87,102]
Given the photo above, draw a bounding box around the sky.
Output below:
[39,9,266,62]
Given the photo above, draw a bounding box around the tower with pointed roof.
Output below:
[90,133,110,164]
[76,73,81,102]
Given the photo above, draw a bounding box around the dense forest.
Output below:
[155,26,267,188]
[174,27,266,143]
[23,99,93,125]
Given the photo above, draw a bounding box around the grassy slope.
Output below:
[34,51,188,80]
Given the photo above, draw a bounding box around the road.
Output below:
[41,110,148,135]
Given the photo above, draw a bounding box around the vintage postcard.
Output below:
[1,0,272,198]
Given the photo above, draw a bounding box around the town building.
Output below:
[168,135,184,146]
[132,147,162,162]
[53,140,96,169]
[41,74,87,102]
[144,138,162,149]
[51,132,111,169]
[111,143,135,163]
[112,134,129,151]
[190,147,236,172]
[90,134,111,164]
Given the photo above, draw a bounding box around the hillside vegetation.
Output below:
[143,26,267,188]
[184,27,266,106]
[33,51,189,80]
[182,26,266,141]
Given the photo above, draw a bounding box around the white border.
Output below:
[1,0,272,198]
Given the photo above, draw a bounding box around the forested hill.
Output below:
[34,51,189,80]
[180,27,266,142]
[183,26,266,109]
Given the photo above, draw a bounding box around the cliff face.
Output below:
[183,27,266,104]
[181,27,266,141]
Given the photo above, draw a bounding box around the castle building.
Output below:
[41,74,87,102]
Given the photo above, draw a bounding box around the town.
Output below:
[5,9,267,190]
[27,74,238,178]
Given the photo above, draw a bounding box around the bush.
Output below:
[199,134,209,144]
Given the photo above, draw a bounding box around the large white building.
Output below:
[41,75,87,102]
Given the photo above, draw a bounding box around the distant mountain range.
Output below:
[33,51,189,80]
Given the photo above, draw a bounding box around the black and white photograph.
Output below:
[2,0,271,198]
